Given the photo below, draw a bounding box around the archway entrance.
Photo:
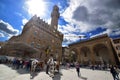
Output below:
[80,47,91,66]
[93,44,111,65]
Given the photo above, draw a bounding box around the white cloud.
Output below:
[24,0,52,19]
[58,24,87,45]
[22,18,28,25]
[58,24,81,34]
[61,0,120,36]
[21,18,28,29]
[90,32,107,38]
[113,30,120,36]
[102,27,120,37]
[21,25,24,30]
[59,0,120,46]
[46,18,51,25]
[0,20,19,40]
[0,33,4,37]
[0,20,19,35]
[58,24,79,45]
[90,28,120,38]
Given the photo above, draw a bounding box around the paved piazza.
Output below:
[0,64,117,80]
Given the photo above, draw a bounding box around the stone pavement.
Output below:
[0,64,117,80]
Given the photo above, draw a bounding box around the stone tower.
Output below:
[51,5,60,30]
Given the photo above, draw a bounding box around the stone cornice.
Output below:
[69,34,109,46]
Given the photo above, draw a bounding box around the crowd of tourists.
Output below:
[110,65,120,80]
[62,61,112,71]
[0,56,120,79]
[0,57,33,71]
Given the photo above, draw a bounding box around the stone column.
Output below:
[105,42,116,65]
[76,47,80,62]
[57,47,62,65]
[89,46,96,65]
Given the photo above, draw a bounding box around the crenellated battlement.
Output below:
[1,5,63,62]
[30,15,50,28]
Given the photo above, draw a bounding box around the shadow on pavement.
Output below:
[60,66,88,80]
[16,68,29,74]
[52,72,62,80]
[80,76,87,80]
[5,64,29,74]
[30,72,39,79]
[6,63,40,80]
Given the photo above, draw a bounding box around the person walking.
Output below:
[115,66,120,80]
[47,54,55,77]
[75,62,80,77]
[46,61,50,74]
[110,65,119,80]
[30,59,38,79]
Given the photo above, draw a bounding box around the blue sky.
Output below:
[0,0,120,46]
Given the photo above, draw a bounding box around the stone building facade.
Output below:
[0,42,6,48]
[2,5,63,62]
[68,34,119,65]
[111,38,120,63]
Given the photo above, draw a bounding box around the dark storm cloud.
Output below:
[72,6,88,22]
[0,20,18,35]
[103,0,120,9]
[88,9,112,25]
[72,0,120,30]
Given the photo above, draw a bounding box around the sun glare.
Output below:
[26,0,46,17]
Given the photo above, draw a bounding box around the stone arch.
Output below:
[93,43,111,65]
[80,46,91,66]
[70,48,78,63]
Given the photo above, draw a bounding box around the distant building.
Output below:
[62,47,70,63]
[64,34,120,65]
[1,5,63,62]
